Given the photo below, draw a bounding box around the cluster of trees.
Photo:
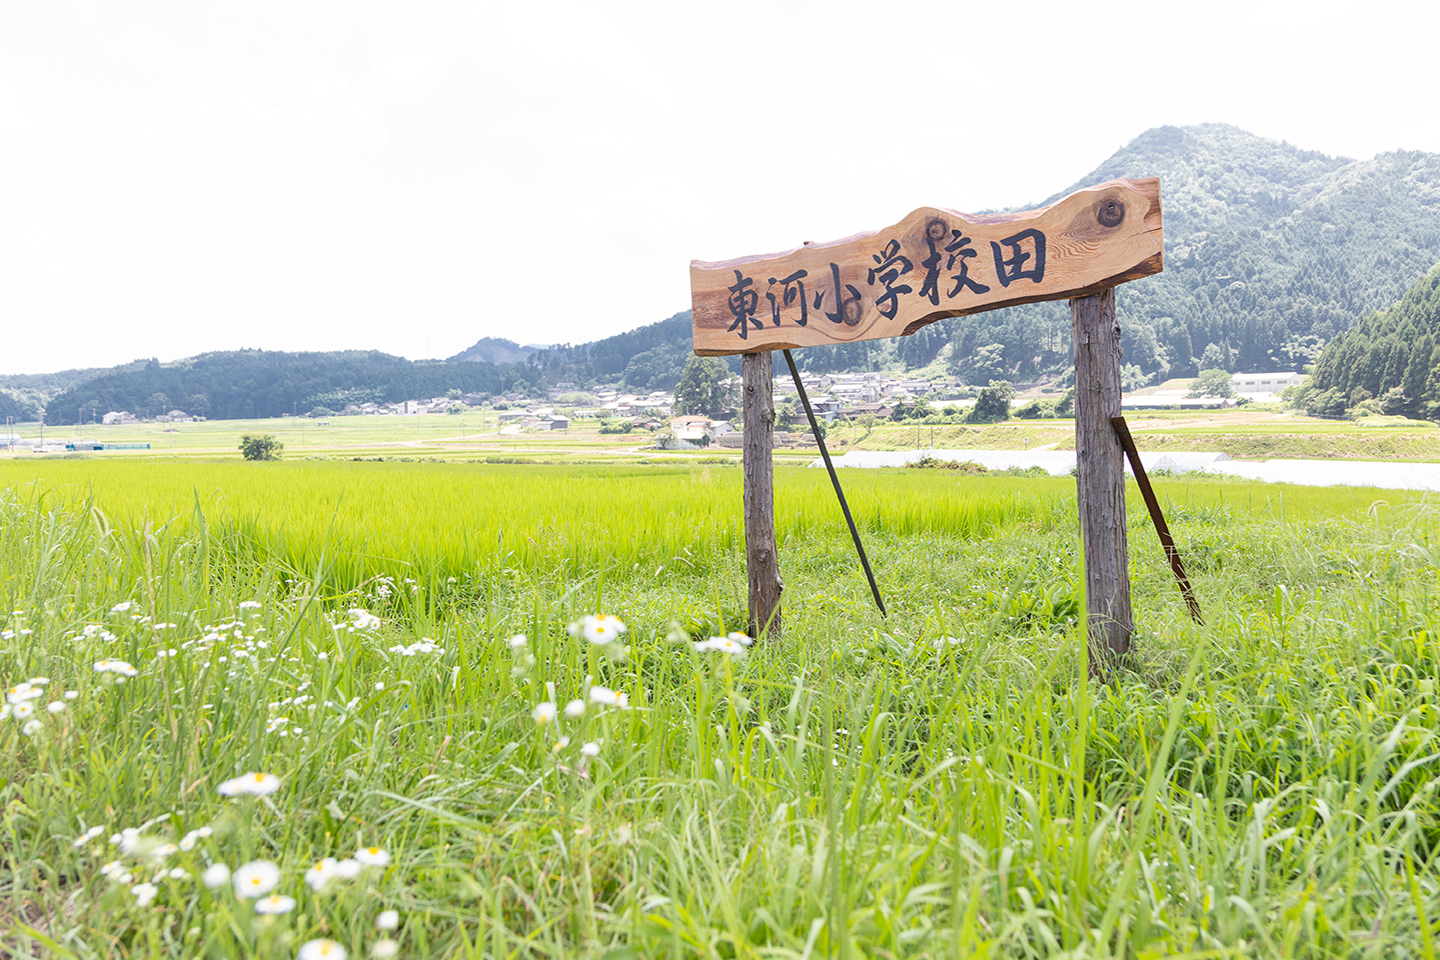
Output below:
[0,363,141,421]
[1294,265,1440,419]
[45,350,543,425]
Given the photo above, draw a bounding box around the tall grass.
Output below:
[0,462,1065,597]
[2,464,1440,957]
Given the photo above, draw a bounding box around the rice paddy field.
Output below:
[4,457,1440,958]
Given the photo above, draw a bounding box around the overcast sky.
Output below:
[2,0,1437,374]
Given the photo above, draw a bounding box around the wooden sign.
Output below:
[691,178,1162,356]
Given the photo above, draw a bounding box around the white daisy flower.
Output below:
[372,939,399,959]
[297,940,347,960]
[574,614,627,646]
[507,634,528,649]
[233,860,281,898]
[531,702,557,725]
[201,863,231,889]
[305,858,340,891]
[167,867,190,880]
[7,683,41,705]
[355,846,390,867]
[696,636,749,657]
[46,701,65,714]
[376,909,400,930]
[218,772,281,797]
[63,690,78,700]
[111,601,134,613]
[334,858,361,879]
[581,742,601,758]
[13,701,36,720]
[254,894,296,914]
[347,609,382,631]
[131,882,159,907]
[563,699,586,718]
[588,686,628,708]
[21,718,41,736]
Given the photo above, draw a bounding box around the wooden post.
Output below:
[1071,287,1132,674]
[742,351,783,638]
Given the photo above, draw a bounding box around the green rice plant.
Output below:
[2,465,1440,956]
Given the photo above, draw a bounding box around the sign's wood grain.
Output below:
[690,178,1161,357]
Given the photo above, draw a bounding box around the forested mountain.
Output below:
[1296,265,1440,418]
[445,337,536,365]
[44,350,540,426]
[0,363,143,421]
[490,312,733,392]
[892,124,1440,388]
[988,123,1440,386]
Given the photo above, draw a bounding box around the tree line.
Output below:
[44,350,542,425]
[1294,265,1440,419]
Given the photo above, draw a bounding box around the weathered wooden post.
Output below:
[1071,287,1132,672]
[741,350,783,636]
[689,179,1167,657]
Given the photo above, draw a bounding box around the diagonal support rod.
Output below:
[1110,415,1204,624]
[782,349,886,618]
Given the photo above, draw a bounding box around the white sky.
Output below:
[2,0,1438,374]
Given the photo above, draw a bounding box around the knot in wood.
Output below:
[842,299,862,325]
[925,218,948,241]
[1096,199,1125,228]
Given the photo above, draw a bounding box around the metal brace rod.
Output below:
[782,349,887,618]
[1110,415,1204,624]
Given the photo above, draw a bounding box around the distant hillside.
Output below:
[446,337,535,365]
[1297,264,1440,418]
[453,311,718,392]
[44,350,542,425]
[0,363,145,421]
[991,123,1440,385]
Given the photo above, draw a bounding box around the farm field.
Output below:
[9,405,1440,465]
[4,459,1440,957]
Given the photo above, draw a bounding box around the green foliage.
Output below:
[44,351,538,425]
[5,467,1440,956]
[967,380,1016,423]
[1188,368,1237,398]
[907,455,988,472]
[598,419,634,435]
[238,433,284,461]
[673,356,734,418]
[1013,399,1055,419]
[1300,265,1440,419]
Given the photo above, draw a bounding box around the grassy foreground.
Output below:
[3,462,1440,958]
